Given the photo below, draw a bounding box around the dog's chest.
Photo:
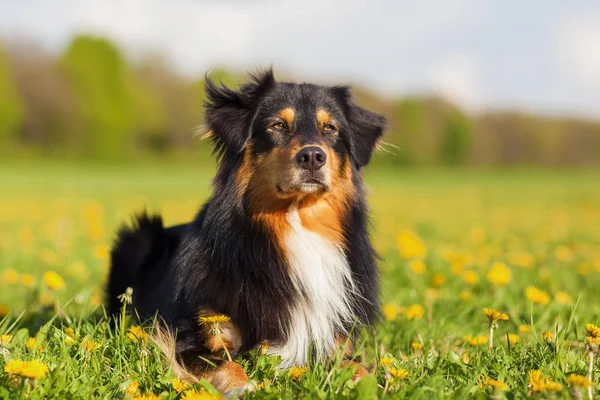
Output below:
[268,205,355,368]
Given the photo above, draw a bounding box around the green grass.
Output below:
[1,162,599,399]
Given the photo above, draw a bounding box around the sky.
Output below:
[1,0,599,119]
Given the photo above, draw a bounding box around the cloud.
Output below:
[427,55,483,111]
[558,15,600,87]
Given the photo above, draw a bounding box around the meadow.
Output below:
[0,161,599,399]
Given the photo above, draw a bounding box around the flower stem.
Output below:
[489,325,494,351]
[588,350,594,400]
[217,332,232,362]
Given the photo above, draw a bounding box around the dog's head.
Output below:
[204,69,385,208]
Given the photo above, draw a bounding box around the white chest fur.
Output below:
[268,204,356,368]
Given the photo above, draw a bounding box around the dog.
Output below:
[106,69,386,394]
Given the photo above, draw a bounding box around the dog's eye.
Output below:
[271,122,285,130]
[323,124,337,132]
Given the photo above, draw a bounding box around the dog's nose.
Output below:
[296,146,327,171]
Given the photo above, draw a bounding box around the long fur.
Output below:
[107,69,386,392]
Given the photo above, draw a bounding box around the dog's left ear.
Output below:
[204,69,276,156]
[332,86,387,168]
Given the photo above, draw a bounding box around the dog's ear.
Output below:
[204,69,276,156]
[332,86,386,168]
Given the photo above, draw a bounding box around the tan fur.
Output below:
[335,335,355,358]
[340,360,370,382]
[197,309,243,354]
[151,325,201,384]
[278,107,295,128]
[316,109,335,131]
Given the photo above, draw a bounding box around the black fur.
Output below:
[107,69,385,372]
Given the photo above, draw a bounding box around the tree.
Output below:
[440,109,472,166]
[61,35,134,159]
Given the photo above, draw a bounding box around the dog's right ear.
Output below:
[204,69,276,156]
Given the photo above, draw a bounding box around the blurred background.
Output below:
[1,0,599,166]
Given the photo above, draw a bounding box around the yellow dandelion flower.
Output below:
[4,359,26,375]
[125,381,140,396]
[586,323,600,338]
[43,271,64,290]
[544,380,563,392]
[528,370,545,392]
[25,337,36,351]
[554,291,573,305]
[39,249,59,266]
[430,273,445,287]
[587,337,600,346]
[487,262,511,286]
[82,338,101,352]
[198,315,231,326]
[411,342,423,350]
[287,366,308,381]
[20,274,35,287]
[172,378,189,393]
[507,333,520,345]
[380,357,393,368]
[567,374,592,388]
[64,327,76,345]
[383,304,398,321]
[2,269,19,285]
[405,304,424,320]
[464,335,488,346]
[20,360,49,379]
[127,326,148,344]
[519,324,531,334]
[542,332,554,343]
[132,393,158,400]
[389,367,409,383]
[479,377,508,391]
[463,271,479,285]
[0,334,12,346]
[525,286,550,305]
[483,308,509,323]
[507,251,535,269]
[181,390,220,400]
[554,246,572,262]
[409,259,426,274]
[461,352,470,364]
[397,231,427,259]
[94,245,110,261]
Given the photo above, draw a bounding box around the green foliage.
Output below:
[0,42,24,149]
[61,35,135,159]
[440,109,472,166]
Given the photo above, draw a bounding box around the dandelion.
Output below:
[507,334,520,346]
[554,291,573,305]
[586,323,600,339]
[430,273,445,287]
[567,374,592,388]
[463,271,479,285]
[478,376,508,391]
[125,381,140,396]
[405,304,424,320]
[409,259,426,274]
[525,286,550,304]
[397,231,427,259]
[487,262,511,286]
[463,335,488,346]
[181,390,221,400]
[198,314,232,361]
[459,291,472,301]
[43,271,64,290]
[483,308,508,350]
[4,359,49,379]
[2,269,19,285]
[585,323,599,400]
[287,366,308,381]
[389,367,409,383]
[542,332,554,344]
[117,287,133,305]
[82,338,101,352]
[25,338,37,351]
[411,342,423,351]
[461,352,470,364]
[519,324,531,334]
[172,378,188,393]
[132,393,158,400]
[94,245,110,261]
[127,326,148,344]
[65,327,76,345]
[20,274,35,287]
[554,245,572,262]
[383,304,398,321]
[380,357,393,368]
[0,334,12,346]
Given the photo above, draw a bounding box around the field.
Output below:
[1,162,599,399]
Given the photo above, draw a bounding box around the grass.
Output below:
[1,162,599,399]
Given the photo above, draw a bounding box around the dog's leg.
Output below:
[335,335,369,381]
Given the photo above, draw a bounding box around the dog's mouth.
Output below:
[276,179,328,195]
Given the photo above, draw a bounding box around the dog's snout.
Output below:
[296,146,327,171]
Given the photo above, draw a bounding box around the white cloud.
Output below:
[558,16,600,88]
[427,55,483,110]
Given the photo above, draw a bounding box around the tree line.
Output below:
[1,35,598,166]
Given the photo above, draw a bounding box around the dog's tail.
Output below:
[106,212,165,315]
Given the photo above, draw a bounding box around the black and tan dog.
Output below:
[107,70,385,394]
